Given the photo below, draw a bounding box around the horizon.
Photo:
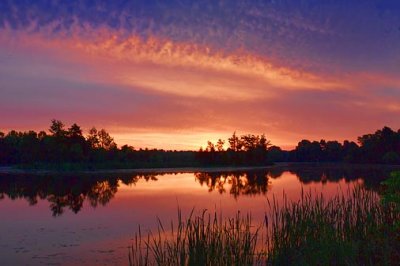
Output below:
[1,1,400,150]
[1,119,397,151]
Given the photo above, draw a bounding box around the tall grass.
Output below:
[129,187,400,265]
[266,187,399,265]
[129,209,263,266]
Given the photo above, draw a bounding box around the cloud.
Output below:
[0,25,346,106]
[1,1,400,149]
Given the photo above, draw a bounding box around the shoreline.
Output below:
[0,165,280,175]
[0,162,399,175]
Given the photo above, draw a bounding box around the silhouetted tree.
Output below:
[68,123,83,138]
[216,139,225,152]
[87,127,100,149]
[97,129,116,150]
[206,141,215,152]
[259,134,271,150]
[268,146,287,162]
[342,140,359,163]
[49,119,67,137]
[228,132,240,151]
[0,131,6,164]
[357,126,400,163]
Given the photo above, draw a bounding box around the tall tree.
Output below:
[49,119,66,137]
[87,127,100,148]
[228,132,240,151]
[206,141,215,152]
[98,129,116,150]
[216,139,225,152]
[259,134,271,150]
[68,123,83,138]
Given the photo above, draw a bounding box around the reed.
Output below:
[129,186,399,265]
[266,186,399,265]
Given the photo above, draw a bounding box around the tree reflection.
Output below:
[0,166,395,215]
[87,180,118,208]
[194,166,394,197]
[0,173,159,216]
[195,170,275,198]
[286,164,397,189]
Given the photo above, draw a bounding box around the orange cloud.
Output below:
[1,26,399,150]
[0,27,345,101]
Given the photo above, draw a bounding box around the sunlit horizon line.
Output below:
[0,123,369,152]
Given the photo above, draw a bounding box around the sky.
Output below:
[0,0,400,150]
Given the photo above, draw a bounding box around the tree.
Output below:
[49,119,66,137]
[323,140,342,161]
[38,131,47,140]
[98,129,116,150]
[357,126,400,163]
[258,134,271,150]
[121,145,134,152]
[295,140,322,162]
[342,140,358,162]
[240,134,259,151]
[268,146,285,162]
[216,139,225,152]
[68,123,83,138]
[87,127,100,148]
[0,131,7,164]
[206,141,215,152]
[228,132,240,151]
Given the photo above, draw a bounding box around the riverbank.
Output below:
[1,162,399,175]
[0,164,278,175]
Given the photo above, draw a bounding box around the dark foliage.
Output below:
[0,120,273,169]
[271,126,400,164]
[1,120,400,168]
[0,120,201,169]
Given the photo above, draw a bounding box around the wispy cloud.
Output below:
[0,1,400,149]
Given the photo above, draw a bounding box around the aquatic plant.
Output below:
[266,187,399,265]
[129,209,262,266]
[129,185,400,265]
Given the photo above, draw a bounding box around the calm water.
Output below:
[0,164,394,265]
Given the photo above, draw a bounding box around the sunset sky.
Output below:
[1,1,400,150]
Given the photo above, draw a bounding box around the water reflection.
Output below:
[286,164,394,188]
[0,173,159,216]
[0,165,396,216]
[195,170,271,198]
[194,165,395,197]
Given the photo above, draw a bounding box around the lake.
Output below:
[0,164,395,265]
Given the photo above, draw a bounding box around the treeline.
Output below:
[201,127,400,165]
[280,126,400,164]
[0,121,273,169]
[197,132,271,166]
[0,120,400,169]
[0,120,200,169]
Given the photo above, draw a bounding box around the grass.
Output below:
[267,187,399,265]
[129,209,262,266]
[129,183,400,265]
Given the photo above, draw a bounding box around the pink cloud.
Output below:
[0,27,399,150]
